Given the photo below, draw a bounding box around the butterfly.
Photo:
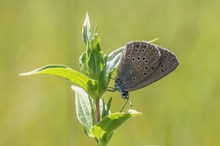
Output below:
[113,41,179,99]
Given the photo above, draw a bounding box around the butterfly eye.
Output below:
[137,56,141,61]
[142,57,146,60]
[143,72,147,75]
[145,60,148,63]
[145,66,148,70]
[127,55,131,58]
[122,92,128,98]
[141,49,145,52]
[161,69,164,72]
[135,49,138,52]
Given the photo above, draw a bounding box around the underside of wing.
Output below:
[117,41,162,90]
[126,45,179,91]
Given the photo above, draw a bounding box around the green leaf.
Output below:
[105,97,112,116]
[82,12,91,44]
[101,97,112,118]
[71,85,111,138]
[71,85,94,137]
[87,34,104,79]
[20,64,94,92]
[106,46,125,78]
[90,109,142,144]
[79,52,89,75]
[79,52,87,66]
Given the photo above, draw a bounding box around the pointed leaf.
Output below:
[20,64,94,92]
[87,34,104,79]
[106,46,125,78]
[71,85,93,136]
[82,12,91,44]
[79,52,89,75]
[101,97,112,118]
[90,109,142,144]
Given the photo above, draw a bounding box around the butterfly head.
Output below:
[115,79,129,99]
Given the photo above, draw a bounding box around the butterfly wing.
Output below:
[117,42,136,82]
[125,44,179,91]
[117,41,162,90]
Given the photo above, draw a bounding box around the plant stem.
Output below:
[98,141,107,146]
[95,99,100,122]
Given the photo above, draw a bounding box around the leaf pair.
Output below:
[72,85,141,145]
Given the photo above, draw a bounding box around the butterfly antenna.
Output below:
[107,78,117,92]
[149,38,159,43]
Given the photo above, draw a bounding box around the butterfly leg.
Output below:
[107,87,117,92]
[120,98,132,112]
[120,99,128,112]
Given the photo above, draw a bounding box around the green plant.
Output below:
[20,13,141,146]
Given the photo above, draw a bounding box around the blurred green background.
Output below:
[1,0,220,146]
